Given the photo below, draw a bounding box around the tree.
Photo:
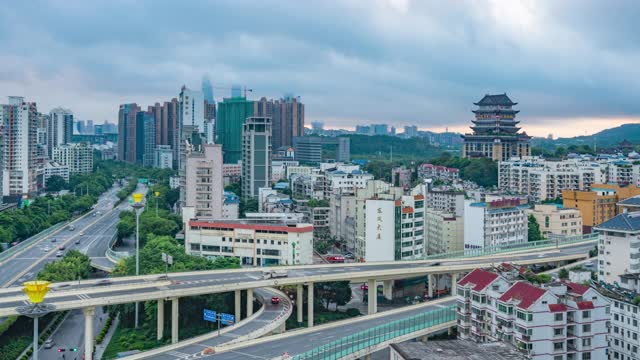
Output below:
[316,281,352,311]
[240,198,258,218]
[37,250,92,282]
[528,215,543,242]
[45,175,67,192]
[558,268,569,280]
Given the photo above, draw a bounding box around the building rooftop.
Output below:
[499,281,547,310]
[474,93,517,107]
[390,340,526,360]
[617,196,640,207]
[594,212,640,232]
[458,268,500,292]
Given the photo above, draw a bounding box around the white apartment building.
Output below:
[608,160,635,187]
[183,208,313,266]
[593,212,640,285]
[154,145,174,169]
[223,191,239,220]
[242,117,272,199]
[291,173,330,200]
[425,208,464,255]
[52,143,93,175]
[356,193,425,262]
[329,190,356,243]
[43,161,69,183]
[179,86,205,136]
[185,144,223,218]
[526,204,582,237]
[286,165,315,179]
[457,268,610,360]
[47,107,73,157]
[326,168,374,192]
[597,273,640,360]
[426,190,465,217]
[499,157,605,202]
[418,163,460,181]
[464,199,528,250]
[1,96,38,196]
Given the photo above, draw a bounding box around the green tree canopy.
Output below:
[45,175,68,192]
[528,215,543,242]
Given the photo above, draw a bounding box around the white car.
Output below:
[55,251,64,257]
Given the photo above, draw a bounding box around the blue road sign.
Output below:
[220,312,235,325]
[203,309,217,323]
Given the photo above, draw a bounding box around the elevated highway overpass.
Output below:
[0,238,595,359]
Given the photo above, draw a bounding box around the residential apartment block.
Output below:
[526,204,582,237]
[457,268,609,360]
[417,163,459,182]
[52,142,93,175]
[563,184,640,231]
[1,96,38,196]
[593,212,640,285]
[425,208,464,255]
[464,198,528,250]
[185,144,223,218]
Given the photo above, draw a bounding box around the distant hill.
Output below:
[532,123,640,149]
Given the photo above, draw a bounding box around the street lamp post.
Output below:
[17,281,54,360]
[154,191,160,216]
[131,193,145,328]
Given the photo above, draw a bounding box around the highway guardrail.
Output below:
[0,221,69,263]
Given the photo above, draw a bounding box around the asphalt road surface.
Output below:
[37,307,105,360]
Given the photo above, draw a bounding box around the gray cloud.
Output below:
[1,0,639,136]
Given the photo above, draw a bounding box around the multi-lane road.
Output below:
[0,185,122,288]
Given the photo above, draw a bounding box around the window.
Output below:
[582,310,591,319]
[554,356,563,360]
[553,342,564,351]
[555,313,563,321]
[554,328,563,336]
[582,324,591,333]
[581,352,591,360]
[582,338,591,347]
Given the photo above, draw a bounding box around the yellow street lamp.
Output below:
[19,281,53,360]
[154,191,160,216]
[131,193,144,328]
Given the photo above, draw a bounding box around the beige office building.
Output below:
[526,204,582,237]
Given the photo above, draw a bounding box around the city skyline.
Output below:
[1,1,639,138]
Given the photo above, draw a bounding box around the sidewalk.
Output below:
[94,314,119,360]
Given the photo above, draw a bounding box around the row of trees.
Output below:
[37,250,93,282]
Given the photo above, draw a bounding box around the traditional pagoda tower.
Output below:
[462,93,531,161]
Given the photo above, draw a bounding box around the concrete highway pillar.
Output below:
[428,274,434,298]
[365,354,372,360]
[297,284,304,323]
[157,299,164,340]
[450,273,458,296]
[367,279,377,315]
[382,280,393,300]
[171,297,179,344]
[307,282,314,327]
[235,289,241,321]
[247,288,254,317]
[83,306,95,360]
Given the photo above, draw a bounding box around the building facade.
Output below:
[216,96,255,163]
[154,145,174,169]
[526,204,582,237]
[183,211,313,266]
[185,144,224,218]
[563,184,640,231]
[1,96,38,196]
[292,136,350,163]
[117,103,141,164]
[425,208,464,255]
[241,117,272,199]
[457,269,609,360]
[255,96,305,150]
[47,107,73,157]
[464,198,528,250]
[593,212,640,285]
[462,94,531,161]
[52,143,93,174]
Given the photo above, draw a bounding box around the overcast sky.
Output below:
[1,0,639,137]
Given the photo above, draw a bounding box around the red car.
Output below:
[360,283,368,291]
[326,255,345,263]
[58,245,65,250]
[271,296,281,305]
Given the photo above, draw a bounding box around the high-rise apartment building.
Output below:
[47,107,73,157]
[1,96,38,196]
[179,86,205,134]
[462,94,531,161]
[201,76,214,103]
[242,117,272,199]
[216,96,255,163]
[154,145,173,169]
[142,112,156,167]
[593,212,640,284]
[52,143,93,175]
[117,103,141,163]
[255,96,304,150]
[185,144,223,218]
